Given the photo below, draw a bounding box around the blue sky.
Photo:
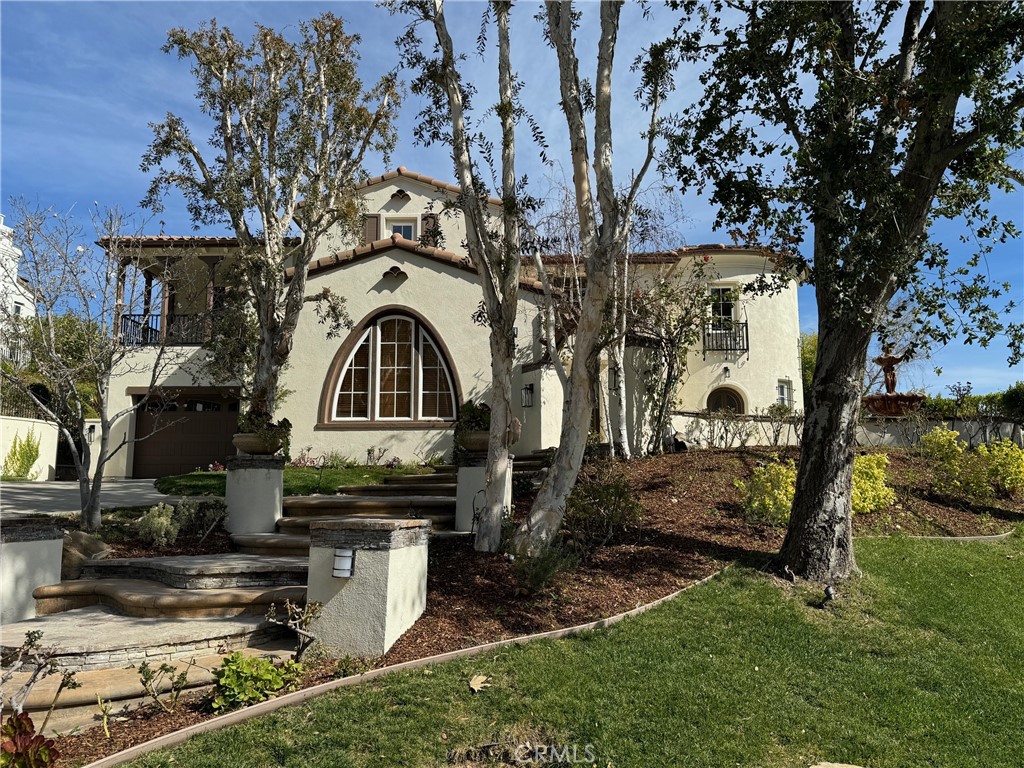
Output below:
[2,1,1022,394]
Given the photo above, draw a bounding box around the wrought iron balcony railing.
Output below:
[120,313,206,346]
[703,321,749,353]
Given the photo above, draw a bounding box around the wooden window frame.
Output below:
[317,308,461,431]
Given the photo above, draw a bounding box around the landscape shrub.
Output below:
[174,497,227,539]
[563,467,643,554]
[138,503,180,547]
[513,543,580,595]
[0,712,60,767]
[1,430,40,480]
[735,459,797,526]
[976,439,1024,498]
[738,454,897,525]
[851,454,897,514]
[211,652,302,712]
[917,426,1011,503]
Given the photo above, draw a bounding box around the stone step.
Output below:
[80,554,308,589]
[383,473,456,485]
[0,605,288,673]
[282,495,454,517]
[32,579,305,619]
[337,483,456,497]
[276,512,454,533]
[232,532,311,557]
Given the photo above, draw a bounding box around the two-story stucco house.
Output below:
[102,167,803,478]
[0,213,36,366]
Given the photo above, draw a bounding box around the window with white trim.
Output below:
[332,315,455,421]
[387,219,416,240]
[709,287,735,329]
[777,379,794,406]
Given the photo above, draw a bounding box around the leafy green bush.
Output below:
[174,497,227,539]
[736,459,797,526]
[1002,381,1024,423]
[851,454,897,514]
[738,454,896,525]
[211,652,302,712]
[138,503,180,547]
[563,467,642,554]
[976,438,1024,498]
[513,543,580,595]
[917,426,1016,503]
[1,430,40,480]
[919,426,965,464]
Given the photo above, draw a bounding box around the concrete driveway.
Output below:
[0,480,175,518]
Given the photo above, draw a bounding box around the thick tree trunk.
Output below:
[780,318,871,582]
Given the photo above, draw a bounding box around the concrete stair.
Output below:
[232,532,311,557]
[80,554,307,589]
[338,482,457,496]
[32,579,305,619]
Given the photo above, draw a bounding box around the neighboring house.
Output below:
[103,167,802,479]
[0,213,35,367]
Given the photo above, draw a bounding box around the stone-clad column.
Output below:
[307,518,430,658]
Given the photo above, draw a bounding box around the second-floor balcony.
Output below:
[121,313,208,346]
[703,321,749,354]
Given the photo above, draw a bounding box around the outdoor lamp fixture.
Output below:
[723,366,731,379]
[332,548,355,578]
[87,425,96,444]
[521,383,535,408]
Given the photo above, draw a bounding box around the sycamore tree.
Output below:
[667,1,1024,580]
[0,202,195,530]
[142,14,399,428]
[512,1,677,552]
[392,0,536,552]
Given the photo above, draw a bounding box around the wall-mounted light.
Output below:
[521,383,535,408]
[332,547,355,578]
[87,424,96,444]
[723,366,731,380]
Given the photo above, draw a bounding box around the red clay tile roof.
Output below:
[97,236,302,249]
[524,243,785,265]
[291,234,546,295]
[356,167,504,208]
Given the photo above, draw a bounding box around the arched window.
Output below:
[707,387,743,414]
[331,314,456,422]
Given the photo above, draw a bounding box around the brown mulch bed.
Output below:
[102,530,235,560]
[49,448,1021,766]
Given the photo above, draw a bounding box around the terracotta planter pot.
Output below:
[232,432,283,456]
[457,430,490,452]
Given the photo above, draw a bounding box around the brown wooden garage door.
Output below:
[132,393,239,478]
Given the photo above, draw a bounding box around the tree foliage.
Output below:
[666,1,1024,580]
[142,14,399,424]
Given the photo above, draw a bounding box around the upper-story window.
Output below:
[12,302,23,316]
[388,219,416,240]
[332,314,456,422]
[709,287,735,329]
[777,379,794,406]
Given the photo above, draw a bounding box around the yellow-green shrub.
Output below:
[851,454,896,514]
[918,426,964,464]
[976,438,1024,498]
[736,460,797,527]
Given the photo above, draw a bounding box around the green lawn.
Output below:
[153,466,428,497]
[125,534,1024,768]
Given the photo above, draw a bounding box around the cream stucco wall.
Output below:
[279,248,543,463]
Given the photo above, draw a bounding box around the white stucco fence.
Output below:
[0,416,59,481]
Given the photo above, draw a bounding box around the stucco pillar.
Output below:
[455,461,512,534]
[307,518,430,658]
[0,515,63,624]
[224,455,284,534]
